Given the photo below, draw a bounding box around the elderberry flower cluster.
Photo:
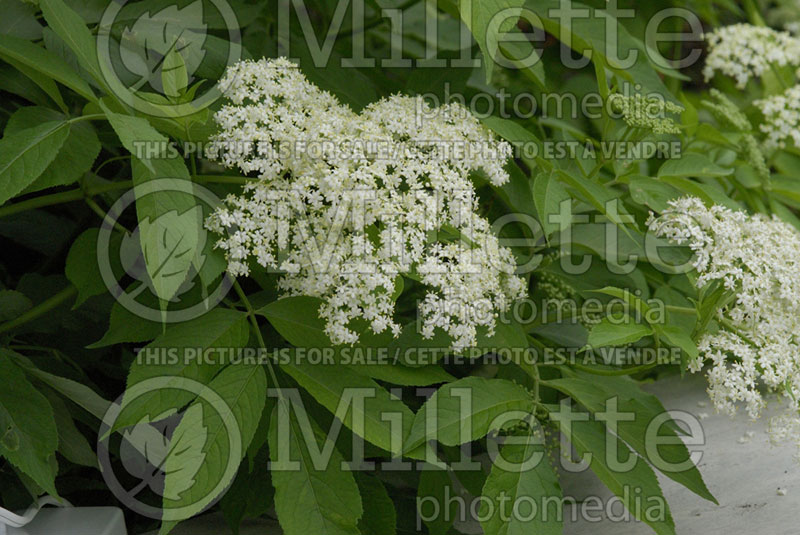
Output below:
[607,93,683,134]
[702,24,800,88]
[204,58,526,350]
[755,85,800,149]
[648,197,800,459]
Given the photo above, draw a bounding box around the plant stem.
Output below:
[0,286,77,335]
[232,280,283,397]
[0,176,253,220]
[665,304,696,314]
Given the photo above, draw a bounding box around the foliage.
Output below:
[0,0,797,534]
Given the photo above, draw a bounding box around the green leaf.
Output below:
[160,362,266,533]
[349,362,454,386]
[258,296,331,348]
[556,169,633,231]
[0,120,70,206]
[100,102,169,173]
[481,116,544,171]
[628,176,682,213]
[417,469,457,535]
[0,290,32,321]
[658,175,740,211]
[479,434,562,535]
[555,413,676,535]
[523,0,679,104]
[280,358,414,456]
[458,0,544,86]
[5,106,100,194]
[162,46,188,100]
[355,473,396,535]
[40,0,105,87]
[0,33,95,102]
[65,228,106,307]
[268,398,363,535]
[138,204,205,303]
[9,352,111,419]
[115,308,249,431]
[657,153,733,178]
[90,296,164,347]
[43,390,97,468]
[0,355,59,496]
[587,318,652,348]
[101,107,211,303]
[590,286,651,318]
[533,170,571,239]
[0,0,43,40]
[404,377,534,452]
[658,325,699,374]
[545,376,716,504]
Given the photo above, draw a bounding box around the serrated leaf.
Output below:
[162,45,189,99]
[0,33,94,102]
[115,308,249,431]
[0,355,59,496]
[657,153,733,178]
[587,318,652,348]
[355,473,396,535]
[417,469,457,535]
[138,205,205,302]
[40,0,105,87]
[44,390,97,468]
[162,403,208,501]
[280,358,414,456]
[404,377,534,452]
[0,120,70,206]
[458,0,542,86]
[268,398,363,535]
[658,325,699,374]
[479,434,562,535]
[258,296,332,348]
[4,107,100,195]
[555,413,676,535]
[546,376,716,504]
[160,363,266,533]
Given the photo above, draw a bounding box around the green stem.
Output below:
[232,280,283,397]
[665,304,696,314]
[0,286,77,335]
[742,0,766,26]
[0,176,253,220]
[719,318,758,346]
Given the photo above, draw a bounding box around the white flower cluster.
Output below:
[755,85,800,148]
[648,197,800,459]
[703,24,800,88]
[205,58,526,350]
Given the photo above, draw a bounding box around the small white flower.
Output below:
[703,24,800,88]
[205,58,524,349]
[649,197,800,461]
[756,84,800,148]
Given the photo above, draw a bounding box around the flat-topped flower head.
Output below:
[703,24,800,88]
[756,84,800,149]
[648,197,800,460]
[205,58,524,350]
